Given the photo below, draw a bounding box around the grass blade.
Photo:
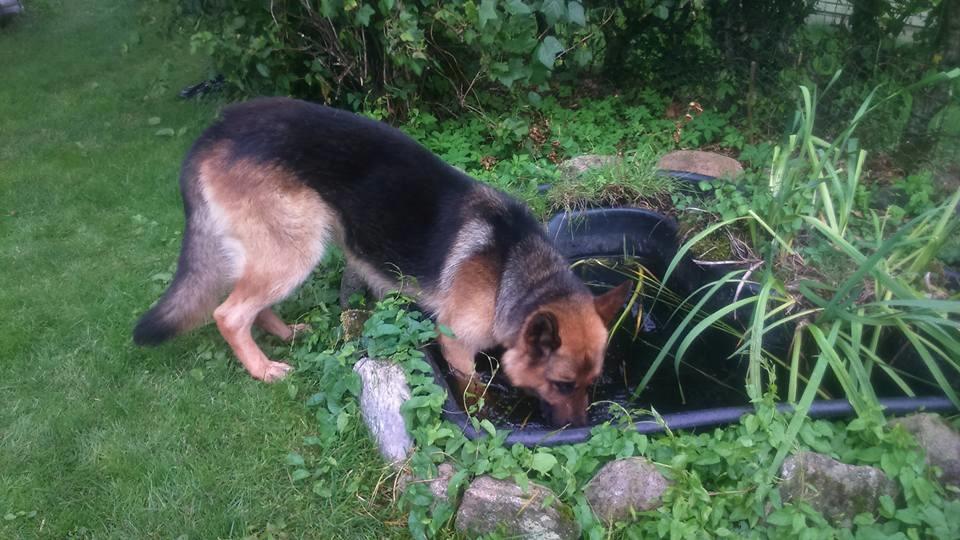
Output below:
[747,279,774,400]
[895,320,960,407]
[631,271,748,401]
[673,295,759,376]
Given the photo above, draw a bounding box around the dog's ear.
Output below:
[525,311,561,359]
[594,282,632,327]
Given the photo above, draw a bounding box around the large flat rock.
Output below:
[657,150,743,179]
[890,413,960,490]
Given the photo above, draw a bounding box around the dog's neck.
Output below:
[492,235,587,344]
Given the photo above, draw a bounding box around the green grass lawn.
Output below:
[0,2,403,538]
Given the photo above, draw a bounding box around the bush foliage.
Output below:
[172,1,831,113]
[183,0,600,114]
[169,0,956,155]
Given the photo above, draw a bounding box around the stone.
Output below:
[889,413,960,489]
[558,154,621,179]
[657,150,743,180]
[455,476,580,540]
[398,462,457,510]
[779,451,899,528]
[340,309,371,341]
[353,358,413,465]
[585,457,670,524]
[0,0,23,18]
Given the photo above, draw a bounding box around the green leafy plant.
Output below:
[292,290,960,538]
[283,239,960,539]
[891,171,941,217]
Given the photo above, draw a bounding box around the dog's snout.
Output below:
[541,400,589,428]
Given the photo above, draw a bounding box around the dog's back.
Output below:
[196,99,551,291]
[134,98,557,349]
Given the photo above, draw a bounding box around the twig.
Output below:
[692,258,761,266]
[733,261,764,320]
[557,9,617,60]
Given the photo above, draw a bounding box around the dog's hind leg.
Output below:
[255,308,309,342]
[214,243,327,381]
[215,277,299,381]
[197,150,336,381]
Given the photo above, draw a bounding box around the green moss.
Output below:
[677,221,736,262]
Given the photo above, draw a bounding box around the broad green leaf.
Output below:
[505,0,531,15]
[478,0,498,28]
[540,0,565,25]
[530,452,557,474]
[536,36,564,69]
[479,418,496,436]
[354,4,375,26]
[573,46,593,67]
[285,452,305,467]
[567,1,585,25]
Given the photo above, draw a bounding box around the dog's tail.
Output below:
[133,160,233,346]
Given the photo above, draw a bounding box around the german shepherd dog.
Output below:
[133,98,629,426]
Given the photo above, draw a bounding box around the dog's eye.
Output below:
[552,381,576,395]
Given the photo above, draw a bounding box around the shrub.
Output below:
[180,0,599,115]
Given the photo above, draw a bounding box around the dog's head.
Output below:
[501,282,631,427]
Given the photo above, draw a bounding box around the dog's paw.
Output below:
[260,360,294,382]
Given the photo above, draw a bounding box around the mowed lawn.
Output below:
[0,2,403,538]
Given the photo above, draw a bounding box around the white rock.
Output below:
[353,357,413,465]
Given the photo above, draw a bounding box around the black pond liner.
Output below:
[428,207,958,447]
[656,170,719,184]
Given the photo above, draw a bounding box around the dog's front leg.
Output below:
[439,333,477,378]
[439,334,489,409]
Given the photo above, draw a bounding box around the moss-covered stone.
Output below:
[779,451,899,528]
[455,476,579,539]
[677,220,736,261]
[585,457,670,525]
[889,413,960,491]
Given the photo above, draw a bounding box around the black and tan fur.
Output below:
[133,98,629,426]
